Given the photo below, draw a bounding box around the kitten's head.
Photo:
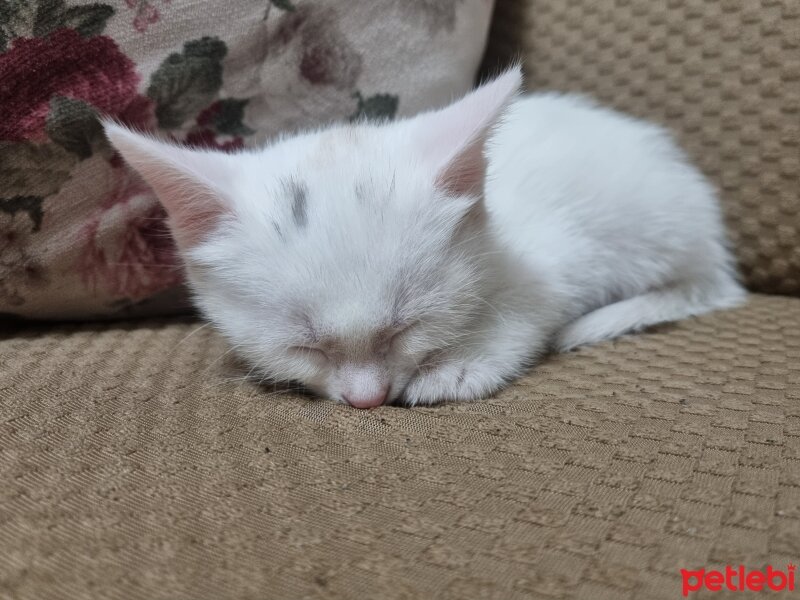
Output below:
[105,67,521,407]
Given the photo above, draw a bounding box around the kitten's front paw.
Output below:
[401,359,506,406]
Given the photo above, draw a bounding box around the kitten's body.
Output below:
[105,67,745,408]
[404,93,745,402]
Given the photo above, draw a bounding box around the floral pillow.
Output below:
[0,0,494,319]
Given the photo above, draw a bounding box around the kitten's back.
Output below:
[486,93,744,341]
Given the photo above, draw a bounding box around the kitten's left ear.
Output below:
[412,65,522,197]
[103,123,237,249]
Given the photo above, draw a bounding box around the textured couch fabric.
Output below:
[2,295,800,599]
[3,1,800,599]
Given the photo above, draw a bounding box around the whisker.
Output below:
[173,322,212,350]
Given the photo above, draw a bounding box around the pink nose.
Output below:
[343,387,388,409]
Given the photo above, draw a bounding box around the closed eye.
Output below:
[288,346,328,360]
[388,321,420,349]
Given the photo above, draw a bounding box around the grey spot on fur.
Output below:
[456,367,467,388]
[272,221,284,241]
[355,173,396,207]
[354,182,369,205]
[301,313,319,343]
[283,178,308,228]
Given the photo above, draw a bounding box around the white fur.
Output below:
[104,66,745,407]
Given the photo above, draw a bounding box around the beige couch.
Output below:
[2,1,799,599]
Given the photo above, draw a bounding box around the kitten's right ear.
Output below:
[103,122,236,249]
[411,66,522,198]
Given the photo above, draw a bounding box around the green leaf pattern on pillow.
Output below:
[0,0,486,317]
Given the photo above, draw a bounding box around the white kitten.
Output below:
[104,66,745,408]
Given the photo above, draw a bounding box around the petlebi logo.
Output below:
[681,564,796,596]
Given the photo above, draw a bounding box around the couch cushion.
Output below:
[1,295,799,599]
[0,0,494,319]
[484,0,800,296]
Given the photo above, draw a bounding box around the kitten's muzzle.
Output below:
[343,386,389,409]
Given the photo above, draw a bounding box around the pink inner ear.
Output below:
[419,66,522,198]
[167,199,225,249]
[434,136,486,197]
[154,173,227,248]
[104,123,231,249]
[146,169,228,248]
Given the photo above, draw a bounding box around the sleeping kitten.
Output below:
[104,66,745,408]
